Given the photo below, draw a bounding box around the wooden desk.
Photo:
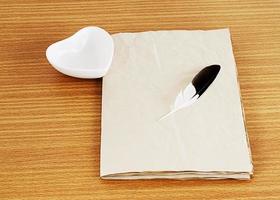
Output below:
[1,1,279,199]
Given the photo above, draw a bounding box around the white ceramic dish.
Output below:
[46,26,114,78]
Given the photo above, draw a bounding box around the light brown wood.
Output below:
[0,0,279,199]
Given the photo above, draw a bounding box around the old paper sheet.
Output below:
[101,29,253,179]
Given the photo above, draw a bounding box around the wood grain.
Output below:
[0,0,279,199]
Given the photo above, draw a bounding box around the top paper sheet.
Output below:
[101,29,253,179]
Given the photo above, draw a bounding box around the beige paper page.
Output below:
[101,29,253,178]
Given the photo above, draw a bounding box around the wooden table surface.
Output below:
[1,0,280,199]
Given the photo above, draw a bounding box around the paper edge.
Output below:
[227,30,254,175]
[100,170,252,180]
[111,28,231,37]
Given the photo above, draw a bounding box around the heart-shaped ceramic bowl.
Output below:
[46,26,114,78]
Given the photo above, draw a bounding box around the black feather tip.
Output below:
[191,64,221,98]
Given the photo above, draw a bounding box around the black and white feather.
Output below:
[160,65,221,120]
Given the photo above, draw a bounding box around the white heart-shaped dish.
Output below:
[46,26,114,79]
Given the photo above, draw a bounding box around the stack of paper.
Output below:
[101,29,253,180]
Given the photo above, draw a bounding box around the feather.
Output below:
[160,65,220,120]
